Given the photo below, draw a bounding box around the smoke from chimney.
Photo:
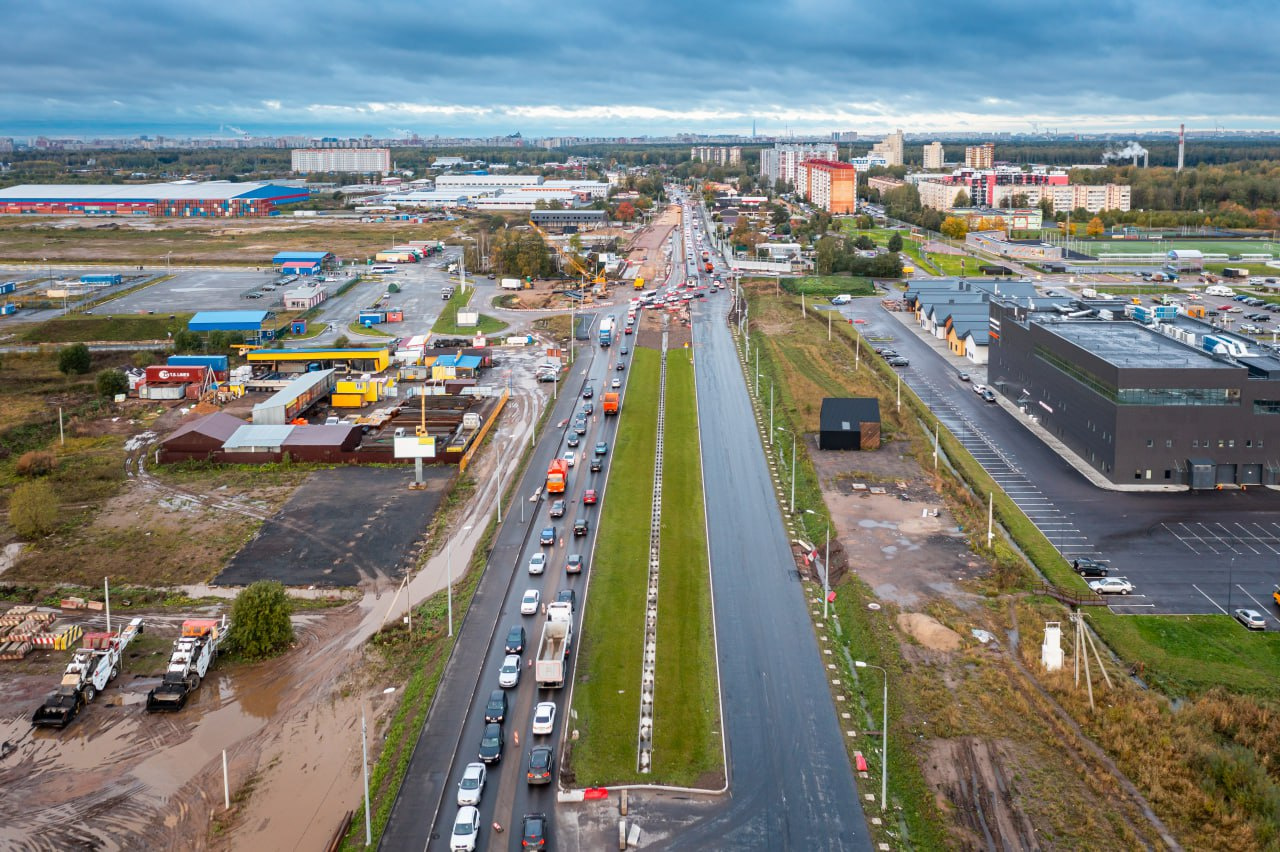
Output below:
[1102,141,1149,166]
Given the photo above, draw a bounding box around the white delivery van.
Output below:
[830,294,852,305]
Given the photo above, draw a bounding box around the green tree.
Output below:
[207,330,230,351]
[940,216,969,240]
[172,330,200,353]
[57,342,91,375]
[814,236,840,275]
[227,580,294,661]
[131,350,157,368]
[96,368,128,398]
[952,190,972,208]
[887,232,904,252]
[9,480,59,539]
[334,335,350,348]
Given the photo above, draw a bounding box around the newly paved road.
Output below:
[843,298,1280,624]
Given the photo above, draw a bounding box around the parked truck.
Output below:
[546,458,569,494]
[500,278,522,290]
[33,617,144,729]
[146,616,228,712]
[599,316,616,347]
[602,392,620,415]
[535,603,574,688]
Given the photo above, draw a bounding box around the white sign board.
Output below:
[393,435,437,459]
[456,311,479,328]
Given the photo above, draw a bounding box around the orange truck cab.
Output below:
[602,392,620,415]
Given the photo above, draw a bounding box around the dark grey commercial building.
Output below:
[530,209,607,233]
[988,299,1280,488]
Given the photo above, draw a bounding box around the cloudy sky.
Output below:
[4,0,1277,138]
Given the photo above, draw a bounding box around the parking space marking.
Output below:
[1209,522,1259,555]
[1237,585,1273,616]
[1191,584,1229,615]
[1234,522,1280,555]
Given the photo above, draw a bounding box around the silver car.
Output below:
[498,654,521,688]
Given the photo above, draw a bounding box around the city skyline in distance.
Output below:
[4,0,1278,139]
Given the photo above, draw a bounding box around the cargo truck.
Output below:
[33,618,144,729]
[535,603,574,688]
[501,278,522,290]
[546,458,569,494]
[602,392,620,415]
[598,316,616,346]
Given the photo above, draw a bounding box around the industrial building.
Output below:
[188,310,274,340]
[988,297,1280,488]
[272,251,335,272]
[251,370,338,425]
[0,182,309,217]
[434,174,544,192]
[530,209,608,232]
[291,148,391,174]
[245,347,390,374]
[795,159,857,214]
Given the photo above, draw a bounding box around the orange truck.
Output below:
[602,392,620,415]
[546,458,568,493]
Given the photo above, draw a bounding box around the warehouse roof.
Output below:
[223,425,295,450]
[820,398,881,432]
[252,369,336,415]
[1045,321,1238,370]
[272,251,334,263]
[281,425,361,447]
[163,412,245,445]
[0,182,307,202]
[189,310,271,331]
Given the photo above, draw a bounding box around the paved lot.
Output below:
[106,268,277,314]
[215,465,451,586]
[842,299,1280,627]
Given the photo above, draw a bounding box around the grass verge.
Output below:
[20,313,192,343]
[568,346,659,786]
[781,275,877,298]
[652,353,722,786]
[430,284,509,336]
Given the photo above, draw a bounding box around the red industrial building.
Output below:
[0,182,309,217]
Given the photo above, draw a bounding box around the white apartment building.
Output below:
[291,148,391,174]
[691,146,742,166]
[472,191,581,211]
[540,180,610,199]
[759,143,838,186]
[870,130,904,166]
[923,142,945,170]
[1045,183,1131,213]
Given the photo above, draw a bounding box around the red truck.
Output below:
[546,458,568,493]
[602,392,620,415]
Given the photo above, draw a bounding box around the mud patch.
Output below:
[898,612,963,651]
[215,466,451,587]
[922,737,1041,851]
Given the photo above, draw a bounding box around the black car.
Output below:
[485,689,507,723]
[479,722,503,763]
[526,745,554,785]
[581,401,594,415]
[887,356,909,367]
[505,625,526,654]
[620,346,629,355]
[521,813,548,849]
[590,457,603,472]
[582,385,594,399]
[616,361,626,371]
[573,418,588,435]
[540,525,556,546]
[566,432,580,448]
[555,588,577,611]
[573,517,589,536]
[1073,558,1109,578]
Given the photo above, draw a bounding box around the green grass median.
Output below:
[570,346,659,786]
[430,283,508,336]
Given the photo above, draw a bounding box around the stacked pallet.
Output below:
[5,612,55,641]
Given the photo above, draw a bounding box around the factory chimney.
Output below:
[1143,151,1149,168]
[1177,123,1185,172]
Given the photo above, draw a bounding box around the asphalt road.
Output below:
[841,298,1280,624]
[380,328,631,851]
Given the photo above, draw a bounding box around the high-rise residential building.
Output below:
[869,129,904,166]
[964,143,995,169]
[1044,184,1131,213]
[832,131,859,143]
[690,146,742,166]
[795,159,858,214]
[923,142,945,170]
[760,142,838,186]
[291,147,391,174]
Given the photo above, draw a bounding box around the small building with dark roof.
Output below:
[157,412,246,462]
[819,398,882,451]
[530,209,608,233]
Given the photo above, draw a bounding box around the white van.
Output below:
[830,294,852,305]
[1205,285,1236,297]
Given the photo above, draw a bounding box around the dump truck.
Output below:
[598,316,616,347]
[535,603,574,688]
[546,458,569,494]
[146,616,229,712]
[602,392,620,415]
[33,617,144,729]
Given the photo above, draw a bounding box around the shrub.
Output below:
[57,343,92,375]
[227,580,294,661]
[15,450,57,477]
[9,480,59,538]
[131,350,157,368]
[96,368,129,398]
[334,335,350,348]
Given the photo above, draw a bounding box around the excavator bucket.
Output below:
[32,691,80,728]
[145,682,191,712]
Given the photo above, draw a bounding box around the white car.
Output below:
[532,701,556,736]
[1234,608,1266,630]
[520,589,541,615]
[451,805,480,851]
[1089,577,1134,595]
[528,553,546,575]
[498,654,521,688]
[564,451,576,467]
[972,383,988,395]
[456,762,486,806]
[611,378,622,388]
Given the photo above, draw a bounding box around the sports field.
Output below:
[1086,239,1279,258]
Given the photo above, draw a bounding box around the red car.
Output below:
[583,489,598,505]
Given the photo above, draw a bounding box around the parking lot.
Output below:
[104,268,278,313]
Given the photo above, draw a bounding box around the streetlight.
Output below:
[446,523,474,638]
[854,660,888,812]
[776,426,796,514]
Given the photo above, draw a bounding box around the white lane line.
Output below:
[1235,522,1280,556]
[1192,584,1229,615]
[1213,522,1259,556]
[1237,585,1273,617]
[1162,523,1202,554]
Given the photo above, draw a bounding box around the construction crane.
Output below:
[146,617,229,712]
[33,618,144,729]
[530,220,607,296]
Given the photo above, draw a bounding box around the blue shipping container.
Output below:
[80,274,122,285]
[168,355,229,372]
[0,282,16,295]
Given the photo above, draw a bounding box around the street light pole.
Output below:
[855,660,888,813]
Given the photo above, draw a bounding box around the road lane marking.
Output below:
[1191,584,1229,614]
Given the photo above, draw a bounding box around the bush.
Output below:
[334,335,350,348]
[131,350,157,368]
[96,368,129,398]
[227,580,294,661]
[57,343,92,375]
[15,450,57,477]
[9,480,59,538]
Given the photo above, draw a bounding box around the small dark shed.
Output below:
[819,397,881,451]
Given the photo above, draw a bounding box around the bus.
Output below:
[370,265,397,275]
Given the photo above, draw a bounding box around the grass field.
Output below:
[570,347,659,786]
[652,353,722,786]
[20,313,192,343]
[782,276,877,297]
[429,284,508,336]
[1088,239,1280,257]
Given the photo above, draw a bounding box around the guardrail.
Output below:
[637,329,669,773]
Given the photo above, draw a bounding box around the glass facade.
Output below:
[1035,346,1238,406]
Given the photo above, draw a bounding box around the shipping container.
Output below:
[168,355,229,373]
[331,393,366,408]
[145,365,210,384]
